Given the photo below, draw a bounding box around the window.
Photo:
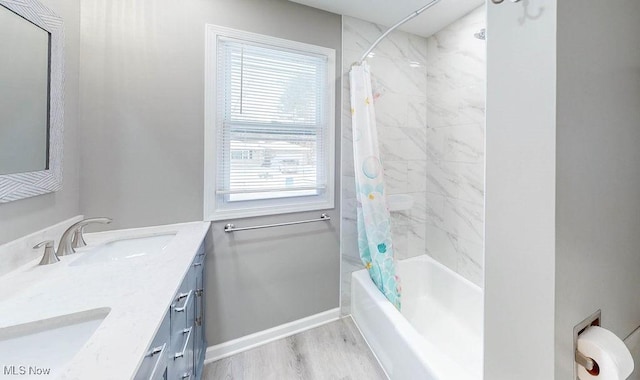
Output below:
[204,25,335,220]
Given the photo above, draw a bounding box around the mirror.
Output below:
[0,5,50,175]
[0,0,63,203]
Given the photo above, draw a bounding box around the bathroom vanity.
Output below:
[136,237,207,380]
[0,220,210,380]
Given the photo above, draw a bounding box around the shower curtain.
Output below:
[349,62,401,310]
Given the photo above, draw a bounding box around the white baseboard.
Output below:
[204,308,341,363]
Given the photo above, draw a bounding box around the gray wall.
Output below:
[484,0,557,378]
[555,0,640,378]
[0,0,81,245]
[78,0,341,345]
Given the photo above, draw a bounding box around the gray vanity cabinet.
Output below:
[136,243,206,380]
[193,250,206,378]
[169,275,196,380]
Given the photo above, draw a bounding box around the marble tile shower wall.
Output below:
[341,16,429,313]
[340,9,485,312]
[425,7,485,287]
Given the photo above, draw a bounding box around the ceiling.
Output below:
[288,0,484,37]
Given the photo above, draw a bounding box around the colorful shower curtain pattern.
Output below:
[349,62,402,310]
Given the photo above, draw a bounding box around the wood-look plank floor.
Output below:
[203,317,387,380]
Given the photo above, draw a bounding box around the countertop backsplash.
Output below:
[0,215,83,276]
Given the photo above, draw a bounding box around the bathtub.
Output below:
[351,254,483,379]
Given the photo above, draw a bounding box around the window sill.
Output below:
[206,199,334,222]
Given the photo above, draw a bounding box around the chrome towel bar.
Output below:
[224,213,331,233]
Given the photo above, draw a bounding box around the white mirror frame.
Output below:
[0,0,64,203]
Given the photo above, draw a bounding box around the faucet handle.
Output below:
[71,227,87,249]
[34,240,60,265]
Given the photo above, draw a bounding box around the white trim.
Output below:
[203,24,336,221]
[203,23,217,222]
[204,308,340,363]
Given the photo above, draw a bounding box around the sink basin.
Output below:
[70,233,175,266]
[0,308,109,379]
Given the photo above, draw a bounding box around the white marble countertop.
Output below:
[0,221,210,380]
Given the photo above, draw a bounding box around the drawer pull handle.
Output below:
[174,327,193,359]
[146,344,164,357]
[176,291,189,301]
[182,370,192,380]
[144,342,166,379]
[174,290,193,312]
[194,253,205,267]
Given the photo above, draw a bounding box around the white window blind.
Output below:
[216,37,329,202]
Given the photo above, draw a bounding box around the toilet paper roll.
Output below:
[577,326,634,380]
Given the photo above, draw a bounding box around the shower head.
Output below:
[474,28,486,40]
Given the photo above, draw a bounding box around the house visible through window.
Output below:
[204,26,335,220]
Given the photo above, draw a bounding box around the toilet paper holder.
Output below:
[574,309,602,377]
[575,350,599,375]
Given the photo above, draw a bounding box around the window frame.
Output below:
[204,24,336,221]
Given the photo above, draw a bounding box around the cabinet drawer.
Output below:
[193,251,205,269]
[171,288,194,328]
[171,290,196,350]
[171,325,194,380]
[135,312,170,380]
[136,343,168,380]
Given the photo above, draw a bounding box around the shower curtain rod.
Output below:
[356,0,442,65]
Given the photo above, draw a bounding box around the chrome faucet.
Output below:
[58,217,112,256]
